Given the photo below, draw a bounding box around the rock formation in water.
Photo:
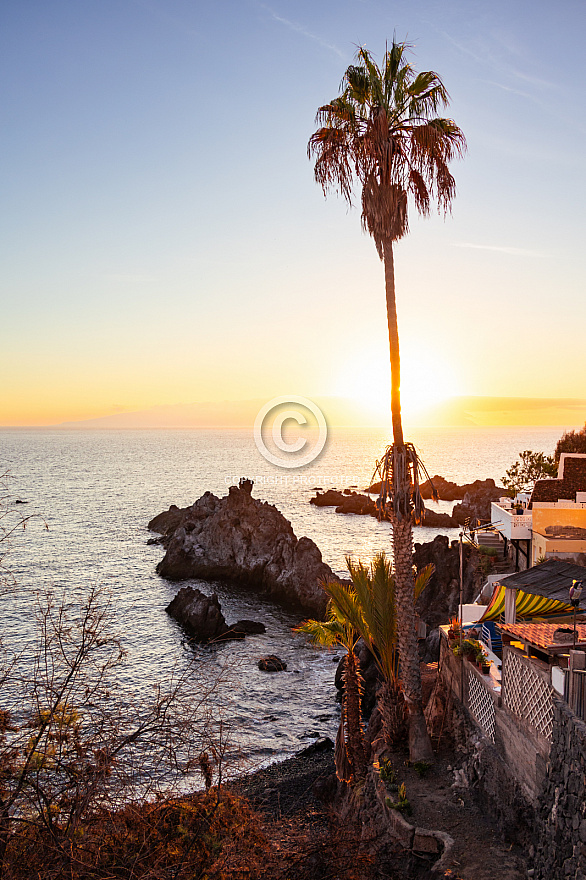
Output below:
[367,474,502,501]
[312,476,505,528]
[258,655,287,672]
[310,488,457,527]
[166,586,266,643]
[150,479,336,616]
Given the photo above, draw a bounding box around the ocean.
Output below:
[0,426,562,771]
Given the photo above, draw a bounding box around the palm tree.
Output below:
[296,607,367,782]
[323,554,433,750]
[309,42,465,763]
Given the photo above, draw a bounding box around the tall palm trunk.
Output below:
[383,240,404,448]
[382,237,434,764]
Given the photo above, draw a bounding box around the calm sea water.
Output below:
[0,426,561,769]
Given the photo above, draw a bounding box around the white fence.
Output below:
[467,669,496,741]
[502,649,554,741]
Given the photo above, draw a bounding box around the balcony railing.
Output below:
[491,501,533,540]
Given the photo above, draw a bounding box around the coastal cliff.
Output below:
[149,479,336,616]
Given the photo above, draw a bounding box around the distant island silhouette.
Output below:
[49,396,586,429]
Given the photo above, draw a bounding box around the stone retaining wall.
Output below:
[438,637,545,843]
[440,635,586,875]
[533,698,586,880]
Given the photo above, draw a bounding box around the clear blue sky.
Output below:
[1,0,585,424]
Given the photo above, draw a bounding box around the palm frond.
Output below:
[295,616,344,649]
[373,441,438,522]
[414,563,434,600]
[308,39,466,242]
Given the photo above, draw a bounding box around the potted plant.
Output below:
[481,657,491,675]
[448,616,462,642]
[461,639,477,660]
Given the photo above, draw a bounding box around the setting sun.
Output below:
[333,343,463,420]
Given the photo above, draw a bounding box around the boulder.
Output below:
[258,655,287,672]
[166,587,231,642]
[166,587,265,643]
[151,481,336,616]
[296,736,334,757]
[229,619,267,635]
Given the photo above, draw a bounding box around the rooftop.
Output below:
[531,454,586,504]
[498,621,586,653]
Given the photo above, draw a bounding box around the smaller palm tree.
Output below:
[296,606,367,782]
[321,553,433,750]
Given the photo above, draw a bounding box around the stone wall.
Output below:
[438,638,540,843]
[533,698,586,880]
[440,635,586,875]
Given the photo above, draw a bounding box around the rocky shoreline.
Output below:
[151,478,487,640]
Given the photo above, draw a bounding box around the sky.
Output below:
[1,0,585,426]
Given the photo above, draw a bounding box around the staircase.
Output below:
[477,531,514,574]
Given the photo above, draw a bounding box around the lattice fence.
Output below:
[502,650,554,740]
[467,670,496,742]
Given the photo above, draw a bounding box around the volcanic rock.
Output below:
[413,535,483,630]
[166,586,266,642]
[310,489,346,508]
[366,475,504,504]
[310,489,457,527]
[420,507,458,527]
[166,587,232,641]
[258,655,287,672]
[228,619,267,635]
[451,480,503,526]
[151,480,336,616]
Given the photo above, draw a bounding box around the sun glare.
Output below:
[334,345,462,419]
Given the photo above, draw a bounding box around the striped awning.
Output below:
[478,583,574,623]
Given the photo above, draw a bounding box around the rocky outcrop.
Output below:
[367,475,504,504]
[420,507,458,528]
[314,476,504,528]
[151,480,336,616]
[310,489,457,527]
[310,489,347,508]
[166,586,266,642]
[414,535,483,631]
[451,480,503,526]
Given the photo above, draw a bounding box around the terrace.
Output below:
[490,497,532,541]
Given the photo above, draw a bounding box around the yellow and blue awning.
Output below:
[479,583,574,623]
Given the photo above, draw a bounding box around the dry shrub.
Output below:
[3,790,376,880]
[5,789,266,880]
